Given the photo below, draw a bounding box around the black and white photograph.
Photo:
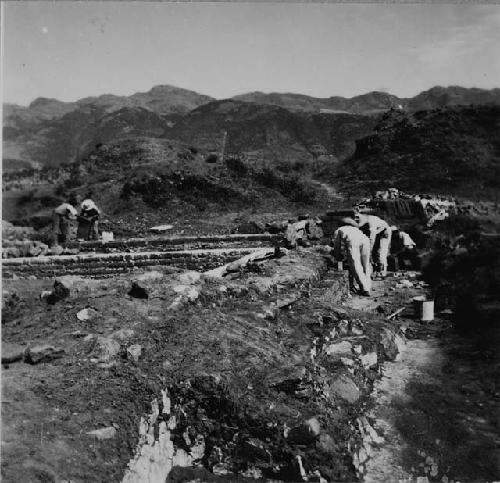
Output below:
[1,1,500,482]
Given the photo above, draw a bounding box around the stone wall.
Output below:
[2,248,260,279]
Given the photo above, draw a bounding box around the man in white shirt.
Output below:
[356,213,392,277]
[332,219,372,296]
[53,202,78,246]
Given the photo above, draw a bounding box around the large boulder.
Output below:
[306,219,324,240]
[87,336,121,362]
[329,374,360,403]
[379,328,405,361]
[28,241,49,257]
[324,340,353,359]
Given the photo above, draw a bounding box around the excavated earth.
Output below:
[2,245,500,482]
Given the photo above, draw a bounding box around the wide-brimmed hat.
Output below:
[81,199,99,212]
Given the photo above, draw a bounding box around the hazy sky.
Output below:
[3,2,500,105]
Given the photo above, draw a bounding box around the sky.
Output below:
[2,1,500,106]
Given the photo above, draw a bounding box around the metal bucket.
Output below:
[412,296,434,321]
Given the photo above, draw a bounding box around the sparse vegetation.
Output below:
[337,106,500,201]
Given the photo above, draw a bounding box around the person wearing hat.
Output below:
[78,199,101,240]
[52,201,78,246]
[331,217,371,296]
[355,213,392,277]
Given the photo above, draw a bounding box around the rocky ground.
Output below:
[2,244,499,482]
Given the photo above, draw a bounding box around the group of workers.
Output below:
[52,197,100,246]
[331,212,416,297]
[51,195,414,298]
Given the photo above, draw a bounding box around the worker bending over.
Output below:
[332,219,372,296]
[52,202,78,246]
[78,199,101,241]
[356,213,392,277]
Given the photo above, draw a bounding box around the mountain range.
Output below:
[3,84,500,172]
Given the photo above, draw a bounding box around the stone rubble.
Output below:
[127,344,143,362]
[23,345,64,364]
[86,427,117,440]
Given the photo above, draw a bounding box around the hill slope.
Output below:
[4,85,500,172]
[3,106,169,169]
[165,99,376,163]
[336,105,500,200]
[3,85,213,170]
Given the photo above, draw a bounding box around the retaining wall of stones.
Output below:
[67,233,281,253]
[2,248,260,279]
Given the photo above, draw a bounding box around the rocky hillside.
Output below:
[5,85,500,172]
[336,105,500,200]
[4,106,169,169]
[4,98,375,172]
[165,99,376,164]
[3,85,213,171]
[4,135,331,235]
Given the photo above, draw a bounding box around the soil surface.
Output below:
[2,255,499,482]
[346,280,500,483]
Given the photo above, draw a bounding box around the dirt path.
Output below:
[363,338,445,482]
[311,180,344,209]
[346,276,500,483]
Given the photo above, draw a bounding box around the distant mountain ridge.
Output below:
[232,86,500,114]
[3,84,500,172]
[5,84,500,119]
[4,85,213,123]
[232,91,405,114]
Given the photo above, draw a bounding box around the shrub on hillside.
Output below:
[433,214,481,238]
[225,157,248,176]
[205,154,218,163]
[121,172,247,209]
[18,190,36,205]
[253,168,316,203]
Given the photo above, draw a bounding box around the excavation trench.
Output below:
[358,320,500,482]
[3,246,499,483]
